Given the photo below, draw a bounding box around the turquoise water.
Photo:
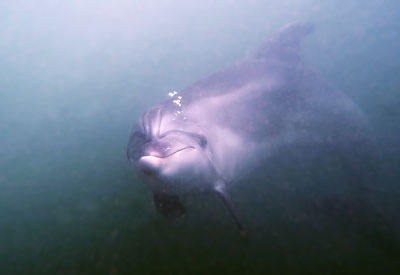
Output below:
[1,1,399,274]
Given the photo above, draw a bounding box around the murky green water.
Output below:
[1,1,399,274]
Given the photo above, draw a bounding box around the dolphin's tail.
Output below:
[253,21,314,62]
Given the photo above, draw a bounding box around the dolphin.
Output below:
[127,22,371,235]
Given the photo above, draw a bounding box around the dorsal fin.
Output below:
[253,21,314,62]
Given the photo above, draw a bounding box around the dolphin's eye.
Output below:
[198,136,208,148]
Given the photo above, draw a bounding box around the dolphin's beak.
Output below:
[139,156,162,176]
[139,145,195,176]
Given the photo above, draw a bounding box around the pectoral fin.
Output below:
[153,192,186,219]
[214,180,247,237]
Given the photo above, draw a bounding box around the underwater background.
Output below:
[1,0,399,274]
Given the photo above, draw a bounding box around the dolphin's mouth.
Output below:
[142,145,196,159]
[160,145,195,158]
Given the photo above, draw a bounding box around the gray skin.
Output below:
[127,22,372,236]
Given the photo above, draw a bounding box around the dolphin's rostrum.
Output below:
[127,22,371,235]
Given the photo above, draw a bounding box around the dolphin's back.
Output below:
[253,21,314,61]
[180,22,314,105]
[184,21,367,140]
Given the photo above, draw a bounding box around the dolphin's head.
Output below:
[127,107,216,195]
